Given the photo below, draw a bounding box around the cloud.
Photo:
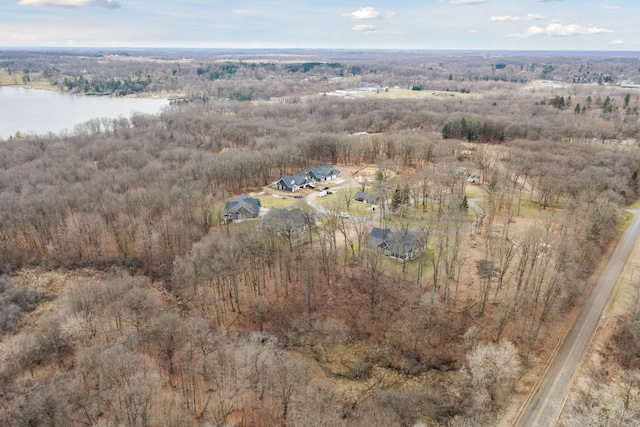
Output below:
[352,24,378,33]
[610,39,624,44]
[491,14,544,22]
[450,0,485,4]
[342,7,395,21]
[18,0,120,8]
[509,22,614,38]
[232,9,258,15]
[601,5,620,10]
[532,0,563,2]
[7,33,38,41]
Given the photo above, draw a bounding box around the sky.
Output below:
[0,0,638,51]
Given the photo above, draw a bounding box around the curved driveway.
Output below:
[515,209,640,426]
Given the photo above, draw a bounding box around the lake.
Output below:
[0,86,170,140]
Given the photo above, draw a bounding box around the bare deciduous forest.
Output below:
[1,49,640,426]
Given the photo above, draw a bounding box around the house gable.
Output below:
[276,172,313,192]
[307,164,340,181]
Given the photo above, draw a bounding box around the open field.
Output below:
[324,86,480,100]
[0,69,21,85]
[0,69,56,89]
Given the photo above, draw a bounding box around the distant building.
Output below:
[223,194,261,223]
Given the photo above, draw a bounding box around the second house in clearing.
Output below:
[355,191,381,205]
[365,227,426,261]
[223,194,261,223]
[274,164,340,192]
[261,207,312,245]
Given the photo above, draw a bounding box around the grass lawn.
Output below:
[314,193,336,207]
[0,70,56,90]
[346,200,376,217]
[317,181,341,188]
[618,210,634,234]
[356,87,476,100]
[629,198,640,209]
[465,184,486,200]
[316,190,376,216]
[381,209,432,230]
[514,197,562,219]
[0,69,21,86]
[255,194,299,209]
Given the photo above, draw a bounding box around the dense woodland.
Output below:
[1,49,640,426]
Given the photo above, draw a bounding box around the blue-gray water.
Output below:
[0,86,169,140]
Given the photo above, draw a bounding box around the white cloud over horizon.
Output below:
[352,24,378,33]
[450,0,486,4]
[18,0,120,8]
[509,22,614,38]
[2,0,637,51]
[342,7,396,21]
[491,14,544,22]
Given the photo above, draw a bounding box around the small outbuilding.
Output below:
[355,191,381,205]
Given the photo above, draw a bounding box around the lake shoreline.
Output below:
[0,82,183,101]
[0,86,170,139]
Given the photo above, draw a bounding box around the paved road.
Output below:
[515,209,640,426]
[467,197,485,233]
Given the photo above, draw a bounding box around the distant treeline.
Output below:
[442,117,506,142]
[62,74,151,96]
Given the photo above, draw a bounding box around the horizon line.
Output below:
[1,46,640,54]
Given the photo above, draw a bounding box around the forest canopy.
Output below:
[1,49,640,427]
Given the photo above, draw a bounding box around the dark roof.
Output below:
[368,227,389,247]
[385,229,423,256]
[355,191,380,203]
[278,172,310,189]
[367,227,425,257]
[224,194,261,216]
[308,164,339,180]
